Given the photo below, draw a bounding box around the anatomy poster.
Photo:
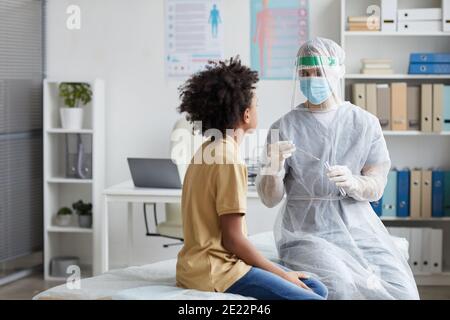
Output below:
[251,0,309,80]
[165,0,224,79]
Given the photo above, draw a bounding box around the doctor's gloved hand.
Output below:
[327,165,359,195]
[260,141,296,176]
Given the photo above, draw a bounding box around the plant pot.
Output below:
[56,215,72,227]
[60,108,84,130]
[78,215,92,228]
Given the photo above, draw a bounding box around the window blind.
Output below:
[0,0,44,262]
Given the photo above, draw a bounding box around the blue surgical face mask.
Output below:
[300,77,332,105]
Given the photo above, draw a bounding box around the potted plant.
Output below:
[56,207,73,226]
[59,82,92,130]
[72,200,93,228]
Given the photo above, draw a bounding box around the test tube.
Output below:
[325,161,347,197]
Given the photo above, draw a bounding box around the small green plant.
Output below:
[57,207,73,216]
[72,200,92,216]
[59,82,92,108]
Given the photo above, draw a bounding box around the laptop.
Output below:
[127,158,182,189]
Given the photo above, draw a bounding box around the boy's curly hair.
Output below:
[178,57,259,135]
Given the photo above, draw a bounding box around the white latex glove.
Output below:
[260,141,296,176]
[327,165,358,196]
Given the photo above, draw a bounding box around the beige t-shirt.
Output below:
[176,137,251,292]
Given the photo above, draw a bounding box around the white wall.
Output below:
[45,0,340,267]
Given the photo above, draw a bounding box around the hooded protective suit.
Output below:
[256,38,419,300]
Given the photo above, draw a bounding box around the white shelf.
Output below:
[383,131,450,136]
[415,272,450,286]
[46,128,94,134]
[46,177,93,184]
[344,31,450,37]
[48,226,93,234]
[45,78,101,84]
[345,74,450,80]
[45,276,67,282]
[381,217,450,221]
[341,0,450,287]
[45,267,93,282]
[44,79,105,280]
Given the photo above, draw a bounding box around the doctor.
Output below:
[256,37,419,300]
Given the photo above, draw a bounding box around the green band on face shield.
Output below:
[298,56,338,67]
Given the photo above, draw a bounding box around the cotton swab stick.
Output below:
[324,161,347,197]
[294,148,347,198]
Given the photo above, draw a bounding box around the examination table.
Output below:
[33,232,408,300]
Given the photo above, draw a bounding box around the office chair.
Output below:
[143,118,203,247]
[143,202,184,248]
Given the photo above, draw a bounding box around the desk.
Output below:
[96,180,262,275]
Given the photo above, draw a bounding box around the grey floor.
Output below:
[0,274,63,300]
[0,273,450,300]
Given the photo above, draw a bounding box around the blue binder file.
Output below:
[382,171,397,217]
[371,198,383,217]
[445,172,450,217]
[432,171,445,217]
[444,86,450,132]
[397,170,410,217]
[409,64,450,74]
[410,53,450,64]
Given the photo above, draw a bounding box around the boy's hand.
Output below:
[282,271,311,290]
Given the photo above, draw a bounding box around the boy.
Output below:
[175,57,327,300]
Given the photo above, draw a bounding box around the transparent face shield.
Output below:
[285,49,347,196]
[290,55,345,111]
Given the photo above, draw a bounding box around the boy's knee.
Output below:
[306,278,328,299]
[316,281,328,299]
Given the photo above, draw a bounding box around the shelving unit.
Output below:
[345,74,450,80]
[46,128,94,134]
[381,217,450,221]
[341,0,450,285]
[47,226,94,234]
[382,131,450,136]
[47,177,93,184]
[43,79,105,281]
[343,31,449,37]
